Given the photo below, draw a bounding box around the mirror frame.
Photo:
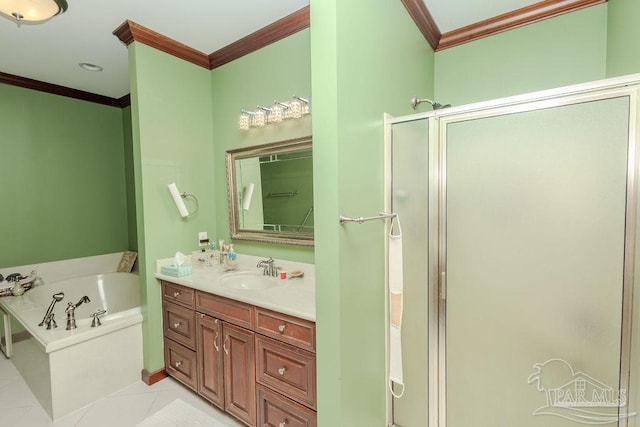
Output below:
[226,135,313,246]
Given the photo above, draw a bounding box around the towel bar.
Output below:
[339,212,397,225]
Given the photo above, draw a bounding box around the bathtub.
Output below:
[0,272,143,420]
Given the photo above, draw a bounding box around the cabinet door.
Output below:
[197,313,224,409]
[223,322,256,426]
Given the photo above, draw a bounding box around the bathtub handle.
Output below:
[223,335,229,355]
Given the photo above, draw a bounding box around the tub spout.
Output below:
[65,296,91,330]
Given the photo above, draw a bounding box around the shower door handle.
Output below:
[440,272,447,301]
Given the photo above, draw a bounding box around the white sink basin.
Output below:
[218,272,277,291]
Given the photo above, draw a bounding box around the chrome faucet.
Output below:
[91,309,107,327]
[39,292,64,327]
[65,296,91,330]
[257,257,280,277]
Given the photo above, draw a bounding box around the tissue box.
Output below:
[160,265,193,277]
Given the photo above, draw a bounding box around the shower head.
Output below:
[411,96,451,110]
[53,292,64,302]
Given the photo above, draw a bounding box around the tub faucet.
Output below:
[65,296,91,330]
[91,309,107,327]
[39,292,64,327]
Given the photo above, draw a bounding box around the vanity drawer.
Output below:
[162,282,195,309]
[256,335,316,409]
[196,292,255,330]
[257,384,316,427]
[256,308,316,352]
[164,338,197,391]
[163,301,196,350]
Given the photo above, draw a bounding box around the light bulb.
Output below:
[270,103,283,123]
[253,109,266,127]
[289,99,302,119]
[238,113,250,130]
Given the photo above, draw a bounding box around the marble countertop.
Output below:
[154,254,315,321]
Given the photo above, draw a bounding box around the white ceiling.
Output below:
[0,0,542,99]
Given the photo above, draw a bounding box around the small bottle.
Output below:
[225,245,238,270]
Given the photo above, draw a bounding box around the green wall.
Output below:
[261,155,314,231]
[607,0,640,77]
[435,4,608,106]
[128,42,216,371]
[122,106,138,251]
[310,0,433,425]
[210,29,313,263]
[0,84,129,269]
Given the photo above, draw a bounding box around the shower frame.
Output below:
[384,73,640,427]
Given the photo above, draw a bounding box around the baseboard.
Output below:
[141,368,168,386]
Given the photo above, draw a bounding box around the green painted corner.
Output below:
[606,0,640,77]
[435,4,608,106]
[129,42,216,371]
[0,84,129,269]
[211,29,314,264]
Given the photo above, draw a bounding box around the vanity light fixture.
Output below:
[253,107,267,127]
[270,102,289,123]
[238,110,254,131]
[238,95,310,131]
[294,96,310,115]
[0,0,68,25]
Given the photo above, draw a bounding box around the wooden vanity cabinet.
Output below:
[196,314,224,409]
[161,281,316,427]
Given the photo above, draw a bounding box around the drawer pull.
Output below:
[173,322,181,329]
[278,324,286,333]
[278,367,286,376]
[173,291,180,298]
[279,420,288,427]
[174,360,182,368]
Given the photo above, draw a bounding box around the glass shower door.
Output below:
[443,96,633,426]
[389,118,431,426]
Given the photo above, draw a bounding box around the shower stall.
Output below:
[385,75,640,427]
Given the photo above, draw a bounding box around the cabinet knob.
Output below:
[174,361,182,368]
[173,322,181,329]
[278,324,286,333]
[173,291,180,298]
[279,420,288,427]
[278,367,286,376]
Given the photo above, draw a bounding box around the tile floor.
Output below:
[0,355,244,427]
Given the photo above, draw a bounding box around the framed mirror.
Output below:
[226,136,313,246]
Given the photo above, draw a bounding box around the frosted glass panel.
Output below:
[445,97,630,426]
[391,119,430,426]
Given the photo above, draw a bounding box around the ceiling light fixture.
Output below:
[79,62,103,72]
[0,0,68,26]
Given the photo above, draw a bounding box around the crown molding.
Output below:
[0,71,125,108]
[437,0,606,51]
[209,6,310,69]
[400,0,441,50]
[113,20,210,69]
